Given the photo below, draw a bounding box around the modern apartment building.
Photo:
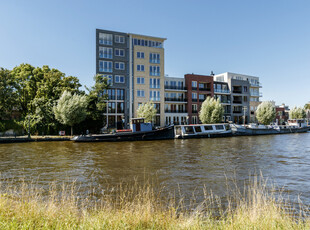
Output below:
[213,72,262,123]
[184,74,214,124]
[213,81,231,122]
[164,77,188,125]
[96,29,166,128]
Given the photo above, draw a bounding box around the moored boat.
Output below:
[174,124,232,139]
[230,119,310,136]
[72,118,175,142]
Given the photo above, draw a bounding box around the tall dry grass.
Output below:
[0,175,309,229]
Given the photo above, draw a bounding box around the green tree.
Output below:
[304,103,310,110]
[199,97,224,124]
[53,91,88,136]
[0,68,17,119]
[136,101,157,123]
[256,101,276,125]
[289,106,306,119]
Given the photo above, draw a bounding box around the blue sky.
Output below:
[0,0,309,107]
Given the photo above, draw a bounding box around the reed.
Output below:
[0,175,309,229]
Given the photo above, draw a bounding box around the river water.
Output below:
[0,133,309,205]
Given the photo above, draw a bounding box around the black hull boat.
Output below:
[72,126,175,142]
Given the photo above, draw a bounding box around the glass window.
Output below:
[137,65,144,71]
[99,33,113,45]
[99,61,113,72]
[115,49,125,57]
[194,126,202,132]
[184,126,195,134]
[137,90,145,97]
[115,62,125,70]
[115,35,125,43]
[192,93,197,99]
[115,75,125,83]
[99,47,113,59]
[192,81,197,88]
[204,125,213,130]
[150,66,160,76]
[215,125,224,130]
[137,52,145,59]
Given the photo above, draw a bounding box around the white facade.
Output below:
[164,76,188,125]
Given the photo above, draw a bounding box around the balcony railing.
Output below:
[165,97,187,102]
[250,92,263,97]
[233,90,242,94]
[233,100,242,104]
[199,88,211,91]
[250,82,262,87]
[165,109,187,113]
[164,85,187,90]
[214,89,230,94]
[220,100,231,104]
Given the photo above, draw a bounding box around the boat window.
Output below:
[184,126,195,134]
[215,125,224,130]
[194,126,202,132]
[175,127,182,136]
[204,126,213,130]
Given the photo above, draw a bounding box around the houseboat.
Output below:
[230,119,310,136]
[174,124,232,139]
[72,118,175,142]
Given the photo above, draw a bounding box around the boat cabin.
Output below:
[130,118,152,132]
[287,119,307,128]
[174,124,231,138]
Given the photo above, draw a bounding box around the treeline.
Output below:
[0,63,108,135]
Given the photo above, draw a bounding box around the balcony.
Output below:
[165,97,187,102]
[214,89,230,94]
[233,100,242,104]
[165,109,187,113]
[220,100,231,104]
[199,88,211,91]
[250,92,263,97]
[150,97,160,101]
[233,111,242,114]
[192,98,198,102]
[232,90,242,94]
[164,85,187,91]
[192,87,197,91]
[250,82,262,87]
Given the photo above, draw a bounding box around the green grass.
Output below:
[0,176,309,229]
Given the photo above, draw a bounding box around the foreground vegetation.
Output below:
[0,176,309,229]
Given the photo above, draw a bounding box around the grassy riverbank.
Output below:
[0,177,309,229]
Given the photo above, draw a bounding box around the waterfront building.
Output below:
[184,74,214,124]
[164,76,188,125]
[96,29,166,128]
[213,81,231,122]
[213,72,262,123]
[275,104,289,125]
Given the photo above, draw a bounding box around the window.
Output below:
[199,83,204,89]
[204,125,213,130]
[99,47,113,59]
[115,62,125,70]
[108,102,116,113]
[115,48,125,57]
[244,96,248,102]
[149,53,160,63]
[99,33,112,45]
[108,89,116,100]
[199,94,205,100]
[117,89,124,100]
[149,90,160,101]
[215,125,224,130]
[192,104,197,113]
[192,81,197,88]
[137,90,145,97]
[137,52,145,59]
[192,116,197,124]
[194,126,202,132]
[137,65,145,71]
[115,35,125,43]
[115,75,125,83]
[184,126,195,134]
[117,102,124,113]
[150,78,160,88]
[132,38,163,48]
[99,61,113,72]
[243,86,248,92]
[192,93,197,99]
[137,77,145,84]
[149,66,160,76]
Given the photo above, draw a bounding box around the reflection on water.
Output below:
[0,133,310,203]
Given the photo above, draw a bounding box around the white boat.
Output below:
[174,124,232,139]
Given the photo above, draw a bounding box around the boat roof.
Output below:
[175,123,227,127]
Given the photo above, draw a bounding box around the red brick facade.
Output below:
[185,74,214,124]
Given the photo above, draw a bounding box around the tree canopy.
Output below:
[256,101,276,125]
[136,101,157,123]
[53,91,88,135]
[289,106,306,119]
[199,97,224,124]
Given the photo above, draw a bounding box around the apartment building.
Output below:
[184,74,214,124]
[213,81,231,122]
[164,77,188,125]
[214,72,261,123]
[96,29,166,128]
